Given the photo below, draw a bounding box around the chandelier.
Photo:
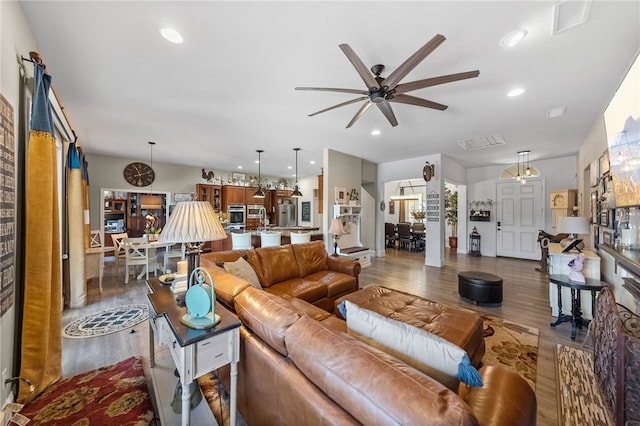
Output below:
[515,150,531,185]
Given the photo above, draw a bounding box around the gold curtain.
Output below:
[67,143,86,307]
[18,65,61,403]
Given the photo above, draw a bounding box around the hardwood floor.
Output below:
[63,249,588,425]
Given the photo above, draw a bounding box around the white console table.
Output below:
[548,243,601,320]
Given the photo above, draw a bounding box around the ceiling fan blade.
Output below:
[339,44,380,90]
[295,87,368,95]
[382,34,446,89]
[308,96,369,117]
[346,101,373,128]
[376,102,398,127]
[394,70,480,95]
[391,94,448,111]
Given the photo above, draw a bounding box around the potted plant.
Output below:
[444,187,458,250]
[144,214,162,241]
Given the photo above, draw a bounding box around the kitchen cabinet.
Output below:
[127,192,166,237]
[222,186,245,210]
[196,184,221,212]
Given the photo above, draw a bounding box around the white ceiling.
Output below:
[19,1,640,180]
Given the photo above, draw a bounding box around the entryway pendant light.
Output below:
[291,148,302,197]
[253,149,266,198]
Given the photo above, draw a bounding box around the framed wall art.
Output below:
[335,187,347,204]
[301,201,311,222]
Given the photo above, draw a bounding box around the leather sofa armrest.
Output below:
[458,365,536,426]
[327,256,361,279]
[288,297,332,321]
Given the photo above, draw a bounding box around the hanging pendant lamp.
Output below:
[141,141,162,208]
[253,149,266,199]
[291,147,302,197]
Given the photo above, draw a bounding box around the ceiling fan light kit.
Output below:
[296,34,479,128]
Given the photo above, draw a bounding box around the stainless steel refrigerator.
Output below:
[277,202,297,227]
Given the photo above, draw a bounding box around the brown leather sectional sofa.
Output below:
[200,242,536,425]
[200,240,361,312]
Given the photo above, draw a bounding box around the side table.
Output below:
[549,274,608,340]
[147,278,241,425]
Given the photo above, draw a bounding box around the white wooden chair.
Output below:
[89,230,102,248]
[260,232,282,248]
[163,243,186,272]
[124,237,148,284]
[290,232,311,244]
[231,232,253,250]
[110,232,128,271]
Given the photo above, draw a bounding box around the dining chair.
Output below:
[260,232,282,248]
[231,232,253,250]
[290,232,311,244]
[89,230,102,248]
[110,232,128,271]
[396,223,415,251]
[385,223,397,248]
[124,237,148,284]
[163,243,186,272]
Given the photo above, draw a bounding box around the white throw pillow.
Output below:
[340,300,482,390]
[223,257,262,289]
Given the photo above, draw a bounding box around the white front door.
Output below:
[496,179,545,260]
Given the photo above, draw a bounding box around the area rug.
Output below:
[19,356,157,425]
[556,344,613,426]
[482,314,539,389]
[63,304,149,338]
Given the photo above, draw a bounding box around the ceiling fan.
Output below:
[295,34,479,128]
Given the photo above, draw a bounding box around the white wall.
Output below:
[0,0,40,407]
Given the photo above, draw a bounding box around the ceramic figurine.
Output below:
[568,253,585,283]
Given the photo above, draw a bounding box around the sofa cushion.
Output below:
[221,256,261,289]
[341,300,482,390]
[255,245,300,287]
[234,287,301,356]
[305,270,356,297]
[285,316,479,426]
[264,278,328,303]
[290,241,328,277]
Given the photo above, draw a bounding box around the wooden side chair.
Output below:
[110,232,129,271]
[124,237,148,284]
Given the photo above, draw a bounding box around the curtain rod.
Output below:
[21,51,46,69]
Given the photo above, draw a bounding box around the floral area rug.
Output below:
[482,314,539,389]
[19,356,157,425]
[63,304,148,338]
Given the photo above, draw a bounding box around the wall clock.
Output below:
[123,162,155,187]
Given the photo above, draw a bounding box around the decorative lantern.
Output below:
[469,227,481,256]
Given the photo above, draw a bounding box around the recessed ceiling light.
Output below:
[371,129,381,136]
[160,28,183,44]
[288,166,292,170]
[499,29,528,48]
[237,166,243,169]
[507,88,525,97]
[309,160,315,165]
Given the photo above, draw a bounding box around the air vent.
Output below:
[553,0,591,35]
[547,106,567,119]
[458,134,506,150]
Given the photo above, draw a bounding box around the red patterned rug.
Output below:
[19,356,157,425]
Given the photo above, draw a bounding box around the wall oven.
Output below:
[227,205,246,227]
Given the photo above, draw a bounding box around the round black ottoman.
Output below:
[458,271,503,305]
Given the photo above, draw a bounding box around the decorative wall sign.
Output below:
[301,201,311,222]
[426,191,440,222]
[0,94,15,317]
[173,192,193,202]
